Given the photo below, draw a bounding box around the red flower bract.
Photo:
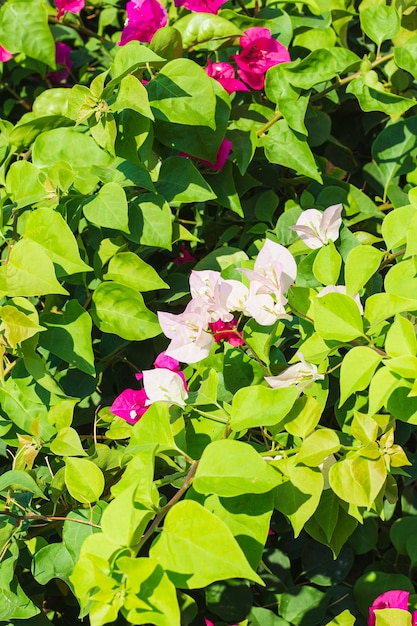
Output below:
[209,319,244,347]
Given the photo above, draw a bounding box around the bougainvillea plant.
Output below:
[2,0,417,624]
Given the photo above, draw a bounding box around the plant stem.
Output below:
[256,52,395,137]
[135,460,199,552]
[48,16,110,43]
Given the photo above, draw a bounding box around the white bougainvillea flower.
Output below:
[189,270,249,322]
[142,368,188,407]
[244,283,292,326]
[241,238,297,298]
[290,203,343,249]
[317,284,363,315]
[158,300,213,364]
[265,352,324,390]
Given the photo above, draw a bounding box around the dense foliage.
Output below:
[1,0,417,624]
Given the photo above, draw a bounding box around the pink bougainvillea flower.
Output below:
[265,352,324,391]
[119,0,168,45]
[110,387,149,424]
[209,319,244,347]
[205,60,249,94]
[232,27,291,90]
[368,590,410,626]
[290,203,343,249]
[55,0,84,19]
[173,244,196,266]
[0,45,13,63]
[47,42,73,84]
[180,138,233,171]
[153,351,180,371]
[175,0,226,13]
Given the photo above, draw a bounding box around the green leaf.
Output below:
[100,485,155,547]
[130,403,178,453]
[274,464,323,536]
[313,293,364,342]
[261,119,322,183]
[64,457,105,503]
[0,304,45,348]
[394,42,417,80]
[312,241,342,285]
[118,556,181,626]
[128,193,173,250]
[375,609,411,626]
[149,500,263,587]
[329,453,386,508]
[32,127,113,195]
[385,315,417,357]
[111,74,154,120]
[360,6,400,46]
[24,208,92,277]
[346,77,415,116]
[188,488,273,570]
[107,41,166,96]
[0,584,40,620]
[353,571,414,617]
[149,26,183,61]
[63,505,104,563]
[284,395,325,438]
[381,204,416,250]
[32,543,74,585]
[364,293,417,328]
[174,12,241,50]
[5,161,46,208]
[104,252,168,292]
[0,240,68,297]
[91,281,161,340]
[83,182,129,233]
[280,585,327,626]
[50,427,87,457]
[297,428,340,466]
[279,48,360,90]
[0,470,46,499]
[193,439,283,497]
[372,117,417,194]
[147,58,217,128]
[39,300,95,376]
[230,384,299,430]
[0,0,55,66]
[156,156,216,203]
[339,346,383,406]
[344,245,383,295]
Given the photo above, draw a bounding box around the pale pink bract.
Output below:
[205,60,249,94]
[119,0,168,45]
[290,203,343,249]
[232,27,291,90]
[55,0,84,19]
